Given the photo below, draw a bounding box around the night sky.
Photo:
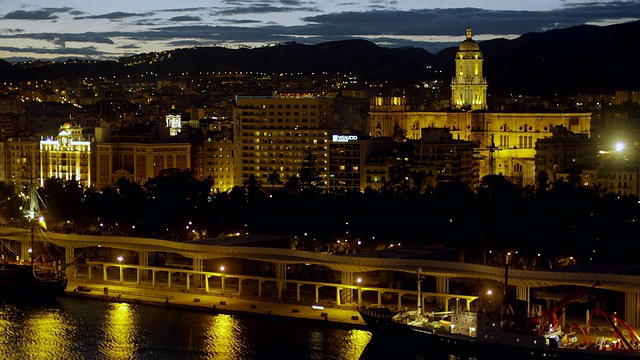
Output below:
[0,0,639,60]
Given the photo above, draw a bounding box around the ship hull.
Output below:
[0,264,68,301]
[360,306,640,359]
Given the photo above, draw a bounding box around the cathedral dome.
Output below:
[459,38,480,51]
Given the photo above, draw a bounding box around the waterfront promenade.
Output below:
[64,279,368,330]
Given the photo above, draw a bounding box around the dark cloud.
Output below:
[3,10,59,20]
[41,7,74,13]
[2,7,73,20]
[157,7,209,13]
[2,32,114,48]
[218,19,262,24]
[169,16,202,22]
[167,40,212,47]
[74,12,154,20]
[0,45,106,56]
[1,28,24,34]
[212,5,320,16]
[222,0,308,4]
[118,43,141,50]
[301,2,640,37]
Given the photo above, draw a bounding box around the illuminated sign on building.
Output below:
[332,135,358,142]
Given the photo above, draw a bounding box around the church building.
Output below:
[368,26,591,186]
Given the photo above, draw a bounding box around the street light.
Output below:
[220,265,226,295]
[117,256,124,282]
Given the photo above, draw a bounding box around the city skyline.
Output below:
[0,0,639,61]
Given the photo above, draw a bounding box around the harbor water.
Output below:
[0,297,468,360]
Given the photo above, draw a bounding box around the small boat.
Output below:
[0,183,68,301]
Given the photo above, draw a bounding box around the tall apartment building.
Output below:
[40,122,93,187]
[535,125,597,182]
[2,137,40,187]
[204,131,234,193]
[233,94,334,188]
[328,134,393,193]
[413,128,475,188]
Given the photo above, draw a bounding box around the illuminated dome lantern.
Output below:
[451,25,488,110]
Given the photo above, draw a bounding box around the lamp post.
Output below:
[356,277,362,307]
[220,266,226,296]
[117,256,124,282]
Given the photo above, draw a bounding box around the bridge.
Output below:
[2,227,639,327]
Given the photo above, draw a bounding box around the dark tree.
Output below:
[299,148,323,193]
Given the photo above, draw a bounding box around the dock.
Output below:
[65,280,368,330]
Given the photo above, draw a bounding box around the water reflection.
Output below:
[0,298,398,360]
[201,314,244,359]
[100,302,139,359]
[339,329,371,360]
[308,328,370,360]
[0,302,80,360]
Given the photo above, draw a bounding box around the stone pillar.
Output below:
[192,258,204,288]
[65,247,76,279]
[138,251,149,281]
[275,263,286,299]
[516,285,531,316]
[340,271,354,304]
[516,285,530,303]
[625,291,640,328]
[436,276,449,294]
[436,276,449,308]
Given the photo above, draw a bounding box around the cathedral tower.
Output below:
[451,26,487,110]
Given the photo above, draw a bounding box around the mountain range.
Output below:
[1,20,639,99]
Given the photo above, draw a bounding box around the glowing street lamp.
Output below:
[117,256,124,282]
[616,142,625,152]
[220,265,226,295]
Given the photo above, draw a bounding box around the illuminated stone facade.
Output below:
[451,26,487,110]
[368,27,592,186]
[95,142,190,188]
[233,94,334,188]
[39,123,92,187]
[369,107,591,186]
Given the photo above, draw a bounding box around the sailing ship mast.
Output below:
[25,181,42,270]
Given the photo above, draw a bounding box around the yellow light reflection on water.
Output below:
[338,329,371,359]
[201,314,242,359]
[309,328,371,359]
[17,309,78,359]
[100,303,138,360]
